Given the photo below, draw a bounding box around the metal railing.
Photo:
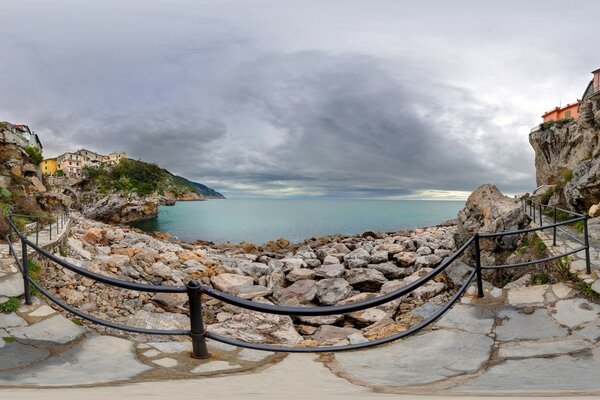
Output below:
[4,199,591,358]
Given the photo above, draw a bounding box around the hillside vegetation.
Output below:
[82,158,224,199]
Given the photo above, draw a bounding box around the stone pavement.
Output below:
[2,216,600,396]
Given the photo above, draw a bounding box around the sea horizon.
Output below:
[133,198,465,245]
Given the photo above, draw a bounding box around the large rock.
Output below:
[83,193,159,224]
[457,184,529,251]
[210,273,254,294]
[316,278,352,305]
[278,279,317,305]
[344,268,388,292]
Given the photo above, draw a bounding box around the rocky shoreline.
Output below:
[39,212,473,346]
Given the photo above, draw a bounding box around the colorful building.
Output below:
[542,102,580,122]
[41,158,57,175]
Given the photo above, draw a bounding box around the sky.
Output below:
[1,0,598,199]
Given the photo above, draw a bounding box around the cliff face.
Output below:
[529,109,600,213]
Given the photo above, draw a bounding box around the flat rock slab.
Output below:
[434,304,495,334]
[0,312,27,328]
[0,335,151,386]
[191,360,241,374]
[552,298,600,329]
[334,329,493,387]
[9,315,86,344]
[0,341,50,370]
[506,285,547,306]
[495,308,568,341]
[237,348,275,362]
[498,338,589,358]
[0,274,24,297]
[28,305,56,318]
[452,348,600,393]
[148,341,191,354]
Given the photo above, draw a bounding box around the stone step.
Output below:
[0,273,24,298]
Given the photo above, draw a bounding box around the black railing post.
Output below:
[584,216,592,275]
[35,219,39,246]
[21,240,32,305]
[539,204,543,227]
[8,221,13,256]
[533,203,536,223]
[187,280,210,359]
[474,233,484,297]
[553,206,557,246]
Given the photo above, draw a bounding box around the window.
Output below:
[565,110,571,118]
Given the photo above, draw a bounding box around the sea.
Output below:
[133,199,465,245]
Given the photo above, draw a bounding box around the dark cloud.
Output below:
[3,0,597,198]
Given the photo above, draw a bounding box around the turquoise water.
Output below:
[133,199,464,244]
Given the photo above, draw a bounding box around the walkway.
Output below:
[1,214,600,397]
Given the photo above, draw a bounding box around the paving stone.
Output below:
[498,338,589,358]
[576,323,600,342]
[506,285,547,306]
[8,314,86,344]
[0,335,151,386]
[452,348,600,393]
[136,343,151,349]
[435,304,495,335]
[206,339,238,353]
[148,341,191,354]
[152,357,178,368]
[237,348,275,362]
[0,274,24,297]
[551,282,576,299]
[592,279,600,295]
[495,308,568,341]
[0,341,50,370]
[0,312,27,328]
[190,360,241,374]
[552,298,600,329]
[334,329,493,386]
[28,305,56,317]
[143,349,161,358]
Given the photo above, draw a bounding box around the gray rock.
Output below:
[125,310,189,331]
[236,285,273,300]
[412,302,442,319]
[434,304,495,334]
[279,280,317,305]
[335,329,493,386]
[416,246,432,256]
[312,325,361,343]
[443,260,473,287]
[314,264,345,279]
[0,335,151,386]
[316,278,352,305]
[286,268,316,282]
[414,254,442,268]
[322,255,340,265]
[9,315,86,344]
[368,262,409,279]
[210,273,254,294]
[238,262,272,279]
[345,268,388,292]
[331,243,351,254]
[369,250,389,264]
[495,308,568,341]
[297,313,344,326]
[294,246,317,260]
[237,348,275,362]
[0,312,27,328]
[151,292,188,309]
[344,248,371,269]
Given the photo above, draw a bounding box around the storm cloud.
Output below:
[1,0,598,198]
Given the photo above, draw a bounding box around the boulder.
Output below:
[314,264,345,279]
[210,273,254,294]
[457,184,529,250]
[312,325,361,343]
[278,280,317,305]
[83,193,159,224]
[286,268,316,282]
[345,268,388,291]
[316,278,353,305]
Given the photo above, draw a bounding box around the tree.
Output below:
[24,146,43,165]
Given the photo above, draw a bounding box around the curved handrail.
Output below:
[205,269,476,352]
[4,196,592,357]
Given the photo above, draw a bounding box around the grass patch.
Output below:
[27,259,42,296]
[71,318,84,326]
[571,220,585,233]
[0,297,20,313]
[555,257,600,302]
[2,337,16,343]
[531,272,550,285]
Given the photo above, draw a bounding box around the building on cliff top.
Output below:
[0,122,42,150]
[42,148,127,178]
[542,102,580,123]
[582,68,600,111]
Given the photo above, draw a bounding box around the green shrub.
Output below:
[563,168,573,183]
[0,297,20,313]
[24,146,43,165]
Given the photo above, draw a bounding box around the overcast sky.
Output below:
[1,0,598,199]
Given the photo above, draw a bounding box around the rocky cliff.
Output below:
[529,113,600,213]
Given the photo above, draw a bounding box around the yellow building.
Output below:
[41,158,57,175]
